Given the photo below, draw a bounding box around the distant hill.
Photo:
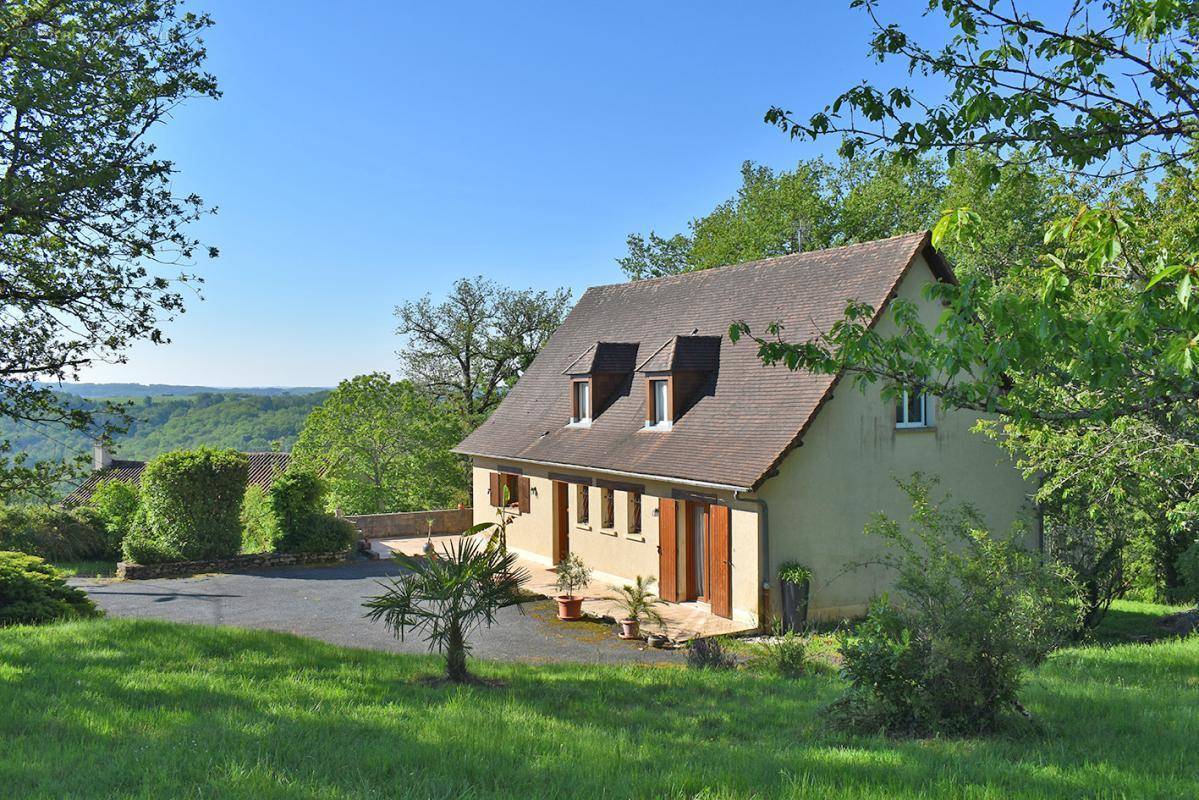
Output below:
[2,390,330,469]
[34,382,329,399]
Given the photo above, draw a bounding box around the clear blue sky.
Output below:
[79,0,942,387]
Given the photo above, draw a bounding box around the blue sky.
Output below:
[80,1,940,387]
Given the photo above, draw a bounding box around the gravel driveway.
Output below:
[72,559,683,666]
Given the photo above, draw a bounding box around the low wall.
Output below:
[344,507,473,540]
[117,550,350,580]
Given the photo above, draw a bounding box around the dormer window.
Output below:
[571,379,591,424]
[648,378,670,428]
[637,334,720,431]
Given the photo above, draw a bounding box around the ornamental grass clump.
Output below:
[830,477,1082,737]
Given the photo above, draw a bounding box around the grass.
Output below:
[0,603,1195,799]
[50,560,118,578]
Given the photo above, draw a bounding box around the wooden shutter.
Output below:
[710,504,732,619]
[658,498,678,602]
[518,476,531,514]
[489,472,501,507]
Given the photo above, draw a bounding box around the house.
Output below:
[454,231,1035,626]
[63,441,290,506]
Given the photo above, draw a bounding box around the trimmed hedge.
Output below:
[0,551,100,626]
[268,471,354,554]
[123,448,249,564]
[0,505,108,562]
[240,485,278,554]
[87,479,140,557]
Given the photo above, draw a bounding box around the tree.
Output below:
[0,1,219,498]
[731,0,1199,605]
[291,373,469,514]
[364,533,528,684]
[395,277,571,420]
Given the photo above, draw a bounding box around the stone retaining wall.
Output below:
[117,550,351,580]
[343,507,473,540]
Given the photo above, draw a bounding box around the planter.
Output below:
[780,578,810,633]
[556,595,584,621]
[646,632,669,649]
[618,618,640,639]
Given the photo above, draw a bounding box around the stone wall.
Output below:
[117,550,350,580]
[343,507,473,540]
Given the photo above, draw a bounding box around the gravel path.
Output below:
[72,559,683,666]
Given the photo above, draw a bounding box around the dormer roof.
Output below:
[562,341,640,376]
[636,335,722,373]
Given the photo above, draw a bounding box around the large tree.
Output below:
[395,277,571,421]
[0,0,218,498]
[730,0,1199,607]
[291,373,469,515]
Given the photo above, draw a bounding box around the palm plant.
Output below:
[364,528,528,683]
[613,575,666,628]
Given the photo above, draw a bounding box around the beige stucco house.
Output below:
[455,232,1036,626]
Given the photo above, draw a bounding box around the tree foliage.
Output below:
[292,374,469,515]
[0,0,219,497]
[395,277,571,420]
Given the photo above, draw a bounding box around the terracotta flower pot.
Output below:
[618,618,640,639]
[556,595,584,621]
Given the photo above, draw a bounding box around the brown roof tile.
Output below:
[455,231,951,489]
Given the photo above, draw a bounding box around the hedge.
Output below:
[0,505,109,562]
[268,471,354,554]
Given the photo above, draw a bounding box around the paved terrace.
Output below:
[371,534,757,641]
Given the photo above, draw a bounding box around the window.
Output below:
[600,487,614,528]
[576,484,589,524]
[896,388,932,428]
[628,492,642,535]
[648,378,669,427]
[491,472,520,508]
[571,379,591,423]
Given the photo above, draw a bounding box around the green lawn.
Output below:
[0,605,1195,799]
[50,560,118,578]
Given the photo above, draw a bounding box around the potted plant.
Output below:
[611,575,666,639]
[554,553,591,620]
[778,561,812,633]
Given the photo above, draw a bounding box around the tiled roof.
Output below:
[63,451,291,506]
[455,231,952,490]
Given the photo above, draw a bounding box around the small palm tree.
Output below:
[613,575,666,628]
[365,527,528,683]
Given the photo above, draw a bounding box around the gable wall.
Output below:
[759,254,1037,620]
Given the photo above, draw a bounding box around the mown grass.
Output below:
[1,601,1195,799]
[50,560,118,578]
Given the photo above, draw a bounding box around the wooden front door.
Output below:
[686,501,710,602]
[552,481,569,565]
[658,498,679,602]
[709,504,732,619]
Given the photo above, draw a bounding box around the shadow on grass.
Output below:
[0,618,1195,799]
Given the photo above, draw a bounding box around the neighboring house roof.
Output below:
[455,231,954,490]
[63,451,291,506]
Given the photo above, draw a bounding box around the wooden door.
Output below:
[658,498,678,602]
[685,501,710,602]
[552,481,569,564]
[710,504,732,619]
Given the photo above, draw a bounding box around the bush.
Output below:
[240,485,278,554]
[268,471,355,554]
[87,480,140,557]
[760,626,808,678]
[687,636,737,670]
[1177,541,1199,603]
[778,561,812,585]
[123,448,248,564]
[830,477,1081,737]
[0,551,100,626]
[0,505,108,562]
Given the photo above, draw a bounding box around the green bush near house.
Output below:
[0,551,99,626]
[0,505,108,562]
[122,448,249,564]
[86,479,141,557]
[239,485,278,553]
[268,471,354,553]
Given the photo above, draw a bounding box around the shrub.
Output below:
[268,471,355,553]
[687,636,737,670]
[554,553,591,598]
[778,561,812,585]
[760,625,808,678]
[829,477,1082,737]
[124,448,248,564]
[1177,541,1199,603]
[87,480,140,557]
[0,505,108,562]
[240,485,278,553]
[0,551,100,626]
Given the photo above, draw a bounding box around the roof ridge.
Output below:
[590,230,930,293]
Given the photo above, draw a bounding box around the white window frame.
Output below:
[895,388,934,429]
[570,379,591,426]
[645,378,672,430]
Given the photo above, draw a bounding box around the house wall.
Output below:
[758,254,1038,621]
[470,459,761,625]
